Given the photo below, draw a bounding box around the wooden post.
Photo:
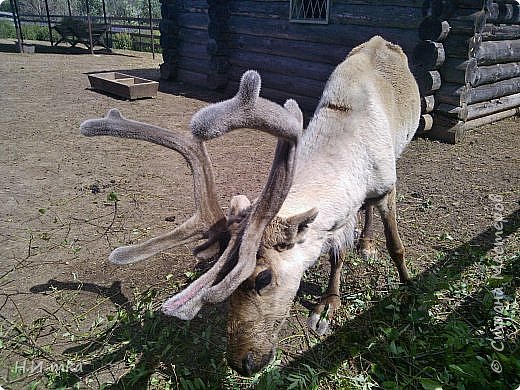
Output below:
[102,0,109,49]
[148,0,155,59]
[44,0,54,46]
[85,0,94,54]
[9,0,23,53]
[138,14,142,51]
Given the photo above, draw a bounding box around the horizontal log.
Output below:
[177,56,212,75]
[490,3,520,24]
[228,65,326,99]
[225,80,319,113]
[334,0,423,5]
[177,12,209,31]
[177,27,208,44]
[177,69,209,88]
[229,33,350,66]
[464,92,520,120]
[418,17,451,42]
[473,39,520,65]
[436,78,520,105]
[448,11,486,34]
[206,73,228,90]
[229,1,289,19]
[330,3,422,29]
[464,76,520,104]
[436,103,464,118]
[421,95,436,113]
[413,40,445,69]
[429,0,456,19]
[440,58,470,84]
[467,60,520,86]
[333,0,424,6]
[451,0,490,7]
[416,70,442,94]
[443,33,481,58]
[481,24,520,41]
[177,41,210,60]
[436,83,466,105]
[464,107,520,129]
[425,114,464,143]
[417,114,434,134]
[229,50,334,82]
[227,15,419,53]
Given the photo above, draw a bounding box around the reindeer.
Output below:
[80,36,421,376]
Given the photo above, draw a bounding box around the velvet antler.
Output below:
[161,71,303,319]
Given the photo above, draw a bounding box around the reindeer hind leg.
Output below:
[376,187,411,283]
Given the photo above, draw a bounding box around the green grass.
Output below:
[1,213,518,389]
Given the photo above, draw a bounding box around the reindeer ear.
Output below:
[288,207,318,239]
[274,208,318,251]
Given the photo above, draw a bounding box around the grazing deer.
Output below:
[80,36,420,376]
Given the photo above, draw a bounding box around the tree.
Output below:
[0,1,13,13]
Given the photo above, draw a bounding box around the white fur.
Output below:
[278,36,420,271]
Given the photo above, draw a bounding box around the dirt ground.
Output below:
[0,40,519,388]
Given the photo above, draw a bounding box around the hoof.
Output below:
[359,246,378,261]
[307,312,330,336]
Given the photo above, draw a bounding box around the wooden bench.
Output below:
[53,18,110,52]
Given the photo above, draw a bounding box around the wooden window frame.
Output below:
[289,0,330,25]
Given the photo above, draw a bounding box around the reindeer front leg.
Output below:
[307,248,344,336]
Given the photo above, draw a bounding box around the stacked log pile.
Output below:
[414,0,520,143]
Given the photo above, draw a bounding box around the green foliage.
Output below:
[14,0,160,18]
[21,24,50,41]
[112,32,133,50]
[0,1,12,13]
[0,20,16,39]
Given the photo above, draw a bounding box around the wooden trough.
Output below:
[88,72,159,100]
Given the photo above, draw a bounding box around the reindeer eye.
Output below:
[273,243,294,252]
[254,269,272,292]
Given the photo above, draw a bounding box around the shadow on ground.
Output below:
[281,208,520,387]
[0,40,140,57]
[30,278,228,388]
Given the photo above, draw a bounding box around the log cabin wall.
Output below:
[415,0,520,143]
[159,0,424,112]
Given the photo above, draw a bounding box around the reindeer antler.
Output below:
[161,71,304,319]
[80,109,227,264]
[80,71,303,320]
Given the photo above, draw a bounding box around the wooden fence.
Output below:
[15,13,160,53]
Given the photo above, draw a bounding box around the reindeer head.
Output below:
[226,208,318,375]
[80,71,313,376]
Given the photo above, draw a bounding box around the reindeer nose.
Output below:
[243,351,255,376]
